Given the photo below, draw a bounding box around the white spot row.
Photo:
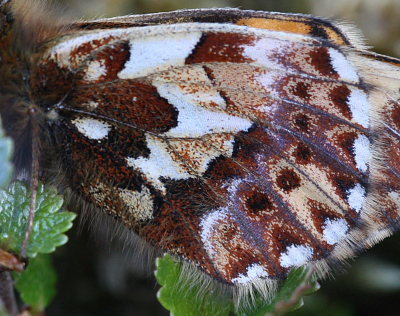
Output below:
[323,218,349,245]
[232,263,268,284]
[280,244,314,268]
[353,134,371,173]
[347,183,366,213]
[348,89,370,128]
[328,48,359,83]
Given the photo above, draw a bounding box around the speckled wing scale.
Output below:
[1,2,400,303]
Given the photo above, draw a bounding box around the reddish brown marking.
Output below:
[277,76,357,125]
[308,47,338,78]
[185,32,255,64]
[330,85,352,119]
[86,41,130,81]
[269,224,323,263]
[276,168,302,193]
[384,135,400,200]
[292,81,311,100]
[273,46,341,79]
[63,121,147,193]
[245,191,274,214]
[227,253,269,280]
[233,127,273,158]
[142,203,220,279]
[164,178,220,220]
[70,81,178,133]
[69,37,114,64]
[294,142,312,164]
[107,126,149,159]
[338,131,358,158]
[294,114,311,133]
[205,156,246,183]
[219,226,276,280]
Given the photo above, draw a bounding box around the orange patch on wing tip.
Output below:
[236,18,312,35]
[322,26,347,46]
[236,18,349,47]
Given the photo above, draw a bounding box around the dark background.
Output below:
[46,1,400,315]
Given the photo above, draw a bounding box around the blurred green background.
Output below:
[47,1,400,316]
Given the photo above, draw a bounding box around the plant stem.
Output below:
[0,271,18,315]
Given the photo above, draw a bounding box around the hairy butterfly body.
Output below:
[0,0,399,305]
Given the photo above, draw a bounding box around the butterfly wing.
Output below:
[30,9,399,287]
[350,51,400,243]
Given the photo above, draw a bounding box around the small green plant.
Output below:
[0,119,76,314]
[0,181,76,313]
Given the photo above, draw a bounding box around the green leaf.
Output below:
[245,267,320,316]
[155,254,319,316]
[156,254,234,316]
[13,254,57,311]
[0,117,13,189]
[0,181,76,257]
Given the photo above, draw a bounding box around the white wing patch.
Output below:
[118,186,154,221]
[328,48,360,83]
[280,244,314,268]
[72,117,111,140]
[348,89,370,128]
[154,82,253,137]
[242,37,287,71]
[353,134,371,172]
[323,218,349,245]
[232,263,269,284]
[347,183,366,213]
[83,60,107,81]
[118,32,202,79]
[126,135,191,192]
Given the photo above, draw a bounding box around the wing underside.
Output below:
[28,9,399,289]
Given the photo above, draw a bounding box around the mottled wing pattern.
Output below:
[30,9,400,285]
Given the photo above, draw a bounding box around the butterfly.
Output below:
[0,0,399,307]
